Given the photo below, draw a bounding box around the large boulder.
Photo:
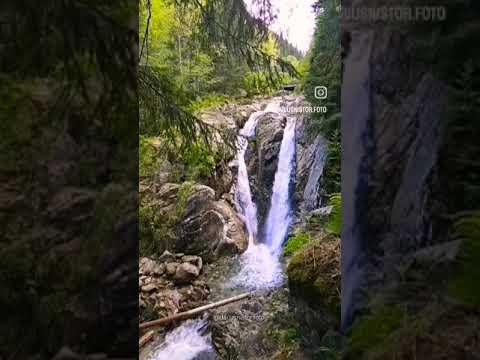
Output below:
[174,262,200,284]
[175,184,248,261]
[144,183,247,260]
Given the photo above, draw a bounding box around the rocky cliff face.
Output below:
[295,113,328,213]
[340,0,463,331]
[245,96,328,229]
[247,112,285,231]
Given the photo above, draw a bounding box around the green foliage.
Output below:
[139,204,176,256]
[244,71,278,96]
[176,182,195,216]
[139,0,301,141]
[188,94,231,113]
[348,306,405,356]
[304,0,341,134]
[441,61,480,211]
[139,136,159,178]
[321,137,341,197]
[448,212,480,305]
[326,193,342,236]
[347,302,433,359]
[267,325,301,353]
[316,331,343,360]
[278,327,301,351]
[181,141,217,181]
[304,0,341,200]
[139,182,195,256]
[284,232,311,256]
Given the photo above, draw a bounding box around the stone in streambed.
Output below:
[165,262,179,276]
[174,262,200,284]
[159,250,176,263]
[139,257,165,276]
[182,255,203,271]
[141,283,158,292]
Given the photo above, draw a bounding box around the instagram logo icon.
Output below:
[314,86,328,99]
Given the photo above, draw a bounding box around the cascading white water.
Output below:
[147,319,214,360]
[231,102,296,289]
[235,111,264,246]
[263,116,296,254]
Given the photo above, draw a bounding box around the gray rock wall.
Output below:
[341,7,448,329]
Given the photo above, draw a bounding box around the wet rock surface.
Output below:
[246,112,285,229]
[294,110,328,213]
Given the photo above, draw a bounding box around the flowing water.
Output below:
[149,98,297,359]
[231,107,296,289]
[146,319,215,360]
[263,116,296,254]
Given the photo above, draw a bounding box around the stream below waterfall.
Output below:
[143,97,299,360]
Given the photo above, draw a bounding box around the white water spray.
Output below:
[147,319,213,360]
[235,111,263,246]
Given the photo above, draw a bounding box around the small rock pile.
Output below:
[139,251,210,320]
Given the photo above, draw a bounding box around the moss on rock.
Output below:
[287,233,340,316]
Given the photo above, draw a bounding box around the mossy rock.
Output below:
[287,233,340,316]
[448,212,480,305]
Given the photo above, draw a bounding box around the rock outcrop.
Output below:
[247,112,285,230]
[142,182,248,261]
[177,185,249,261]
[295,114,328,212]
[341,4,449,328]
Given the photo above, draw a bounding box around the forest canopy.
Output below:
[138,0,305,139]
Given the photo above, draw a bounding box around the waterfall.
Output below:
[263,116,296,254]
[231,103,296,289]
[235,111,264,246]
[148,99,297,359]
[234,99,283,246]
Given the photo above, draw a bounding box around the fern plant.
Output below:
[326,193,342,236]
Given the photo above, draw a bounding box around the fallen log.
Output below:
[139,330,155,349]
[139,292,252,331]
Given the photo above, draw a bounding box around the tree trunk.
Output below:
[139,292,252,331]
